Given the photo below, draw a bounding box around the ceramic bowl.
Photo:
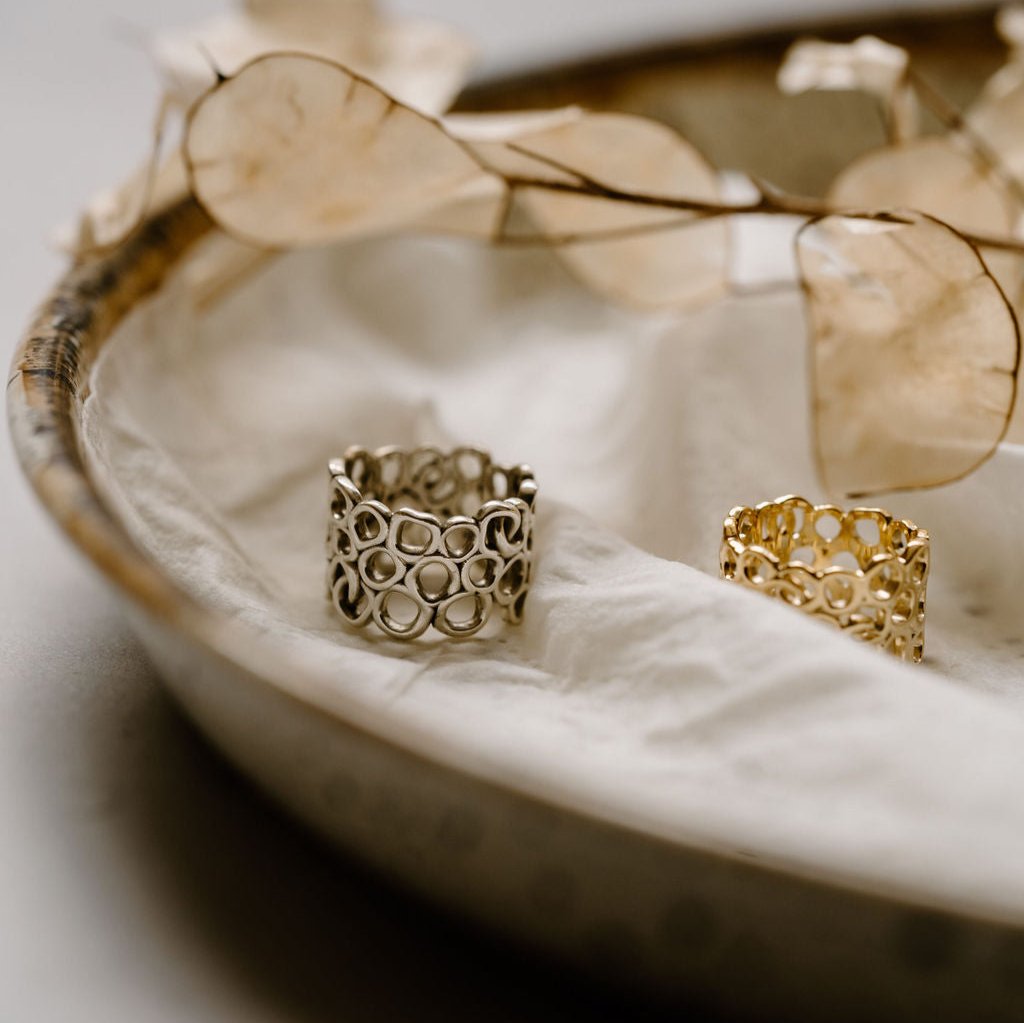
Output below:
[10,15,1024,1020]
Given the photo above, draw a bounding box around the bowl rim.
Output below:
[8,32,1024,938]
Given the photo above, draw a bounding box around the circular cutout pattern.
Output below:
[330,474,361,521]
[407,557,460,604]
[480,505,525,558]
[351,501,390,549]
[442,519,480,560]
[333,526,354,560]
[389,511,442,559]
[741,550,776,587]
[331,570,373,627]
[496,554,529,606]
[358,547,405,590]
[822,572,857,611]
[372,586,433,639]
[435,592,493,638]
[462,553,502,593]
[866,560,902,602]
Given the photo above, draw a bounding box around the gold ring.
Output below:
[720,496,929,662]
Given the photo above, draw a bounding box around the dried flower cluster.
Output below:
[70,0,1024,498]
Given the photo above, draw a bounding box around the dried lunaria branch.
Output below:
[778,26,1024,460]
[182,49,1024,268]
[797,211,1020,496]
[177,36,1024,495]
[184,55,732,309]
[70,6,1024,496]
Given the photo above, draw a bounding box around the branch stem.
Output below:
[500,174,1024,255]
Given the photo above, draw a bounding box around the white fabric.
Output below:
[83,228,1024,923]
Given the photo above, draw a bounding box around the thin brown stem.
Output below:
[504,174,825,218]
[499,173,1024,256]
[498,212,717,246]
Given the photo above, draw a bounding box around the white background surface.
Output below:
[0,1,997,1020]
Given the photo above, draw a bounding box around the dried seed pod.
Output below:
[797,210,1020,497]
[410,107,586,237]
[829,137,1016,237]
[185,53,493,248]
[503,112,729,309]
[827,135,1022,296]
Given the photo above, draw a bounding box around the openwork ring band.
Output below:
[720,496,929,662]
[326,445,536,639]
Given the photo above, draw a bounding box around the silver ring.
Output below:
[326,445,537,639]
